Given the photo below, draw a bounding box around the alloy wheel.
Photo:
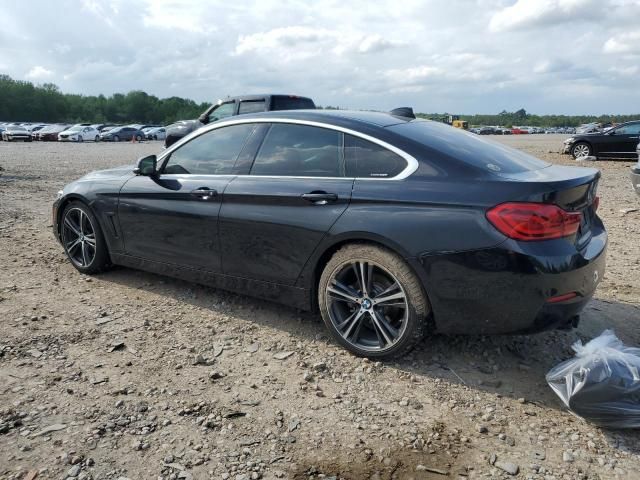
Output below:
[325,260,409,352]
[573,143,590,158]
[62,208,97,268]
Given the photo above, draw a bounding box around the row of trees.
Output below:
[418,109,640,128]
[0,75,209,125]
[2,75,639,127]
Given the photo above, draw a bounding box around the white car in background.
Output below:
[145,127,166,140]
[58,125,100,142]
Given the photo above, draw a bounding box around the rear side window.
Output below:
[251,124,341,177]
[271,96,316,111]
[390,120,550,174]
[207,102,236,123]
[345,135,407,178]
[238,100,266,114]
[163,124,254,175]
[615,123,640,135]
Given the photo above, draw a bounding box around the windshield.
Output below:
[391,120,551,174]
[10,126,27,131]
[68,126,82,132]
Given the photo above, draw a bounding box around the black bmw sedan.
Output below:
[53,109,607,358]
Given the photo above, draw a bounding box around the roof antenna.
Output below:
[389,107,416,119]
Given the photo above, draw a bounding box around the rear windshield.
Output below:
[390,120,550,174]
[271,96,315,111]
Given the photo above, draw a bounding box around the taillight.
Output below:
[486,202,582,241]
[593,196,600,211]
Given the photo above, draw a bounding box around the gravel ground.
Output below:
[0,136,639,480]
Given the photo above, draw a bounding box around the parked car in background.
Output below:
[478,127,495,135]
[38,124,71,141]
[59,125,100,142]
[164,94,316,148]
[2,125,32,142]
[98,124,119,132]
[53,109,606,358]
[630,142,640,197]
[145,127,166,140]
[562,120,640,159]
[511,127,529,134]
[99,126,144,142]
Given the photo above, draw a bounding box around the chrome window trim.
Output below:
[158,117,419,180]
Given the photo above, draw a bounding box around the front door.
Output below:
[219,122,353,285]
[117,123,257,271]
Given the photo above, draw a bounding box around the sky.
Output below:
[1,0,639,115]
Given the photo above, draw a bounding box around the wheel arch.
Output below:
[56,194,97,237]
[304,233,432,315]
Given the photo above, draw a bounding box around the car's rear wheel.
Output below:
[319,244,430,358]
[572,142,592,159]
[61,202,110,274]
[94,135,100,142]
[135,134,142,141]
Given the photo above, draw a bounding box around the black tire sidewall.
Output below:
[318,244,430,359]
[61,201,110,274]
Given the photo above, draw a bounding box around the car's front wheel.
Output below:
[94,135,100,142]
[572,142,592,159]
[113,135,120,142]
[319,244,430,358]
[60,202,110,274]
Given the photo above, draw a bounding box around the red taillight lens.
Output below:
[486,202,582,241]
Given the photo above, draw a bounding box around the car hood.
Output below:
[60,130,79,135]
[79,164,135,181]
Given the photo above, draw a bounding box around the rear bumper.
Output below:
[631,166,640,197]
[414,225,607,335]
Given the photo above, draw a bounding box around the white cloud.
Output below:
[489,0,603,32]
[25,66,54,80]
[603,30,640,54]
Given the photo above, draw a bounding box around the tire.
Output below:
[135,134,142,141]
[60,201,110,275]
[113,135,120,142]
[95,135,100,142]
[571,141,592,159]
[318,243,430,358]
[77,136,83,143]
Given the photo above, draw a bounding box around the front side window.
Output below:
[250,124,341,177]
[207,102,235,123]
[345,134,407,178]
[163,124,255,175]
[238,100,266,114]
[615,123,640,135]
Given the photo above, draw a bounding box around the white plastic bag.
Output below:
[546,330,640,428]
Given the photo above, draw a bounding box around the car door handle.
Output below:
[190,187,218,200]
[301,192,338,205]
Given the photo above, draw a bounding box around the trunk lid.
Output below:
[494,165,600,247]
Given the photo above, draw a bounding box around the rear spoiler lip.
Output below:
[491,164,600,188]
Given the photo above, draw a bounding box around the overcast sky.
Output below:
[1,0,639,114]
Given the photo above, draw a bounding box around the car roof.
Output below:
[220,94,314,102]
[230,109,414,128]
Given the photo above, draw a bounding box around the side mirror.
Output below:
[198,112,209,125]
[133,155,157,176]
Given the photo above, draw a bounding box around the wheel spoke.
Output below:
[372,283,405,307]
[339,309,366,339]
[327,281,360,304]
[66,238,82,253]
[352,261,373,296]
[84,233,96,247]
[370,310,394,347]
[81,242,89,266]
[64,216,81,236]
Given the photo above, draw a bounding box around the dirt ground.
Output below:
[0,135,639,480]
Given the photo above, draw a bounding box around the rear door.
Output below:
[117,123,257,271]
[610,123,640,156]
[219,122,353,284]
